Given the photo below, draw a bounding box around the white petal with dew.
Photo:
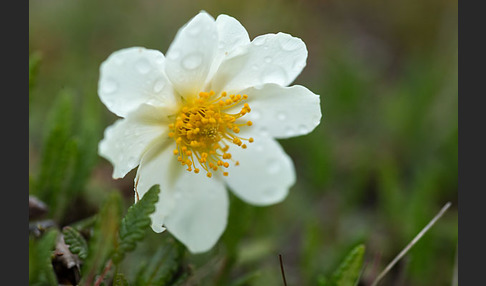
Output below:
[164,173,229,253]
[212,32,307,93]
[98,47,177,117]
[239,83,321,139]
[135,142,229,253]
[224,135,295,206]
[98,104,172,179]
[206,14,251,87]
[165,11,219,98]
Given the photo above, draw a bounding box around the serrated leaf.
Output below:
[62,226,88,260]
[329,244,365,286]
[29,229,59,286]
[69,91,103,195]
[35,90,77,220]
[80,192,122,285]
[113,185,160,264]
[113,273,129,286]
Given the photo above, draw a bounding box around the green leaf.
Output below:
[62,226,88,260]
[328,244,366,286]
[113,273,129,286]
[81,192,122,285]
[34,90,77,220]
[68,91,103,195]
[113,185,160,264]
[29,229,59,286]
[29,51,42,102]
[134,237,187,285]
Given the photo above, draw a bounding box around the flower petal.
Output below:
[135,142,229,253]
[165,11,219,98]
[134,142,181,233]
[206,14,251,83]
[212,32,308,93]
[241,83,322,139]
[224,135,295,206]
[98,104,171,179]
[98,47,177,117]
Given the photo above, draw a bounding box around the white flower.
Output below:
[98,11,321,253]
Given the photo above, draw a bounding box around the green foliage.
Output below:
[113,185,160,264]
[134,238,187,286]
[29,51,42,103]
[31,86,103,223]
[29,1,458,285]
[113,273,129,286]
[62,226,88,260]
[29,229,59,286]
[81,192,122,285]
[319,244,365,286]
[34,90,77,220]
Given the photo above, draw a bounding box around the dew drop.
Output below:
[155,55,164,65]
[292,59,304,70]
[255,143,264,152]
[264,56,272,63]
[182,53,203,70]
[267,159,281,174]
[250,110,261,120]
[261,67,287,84]
[102,79,118,94]
[259,126,269,136]
[136,59,151,74]
[298,124,308,134]
[285,126,295,137]
[278,36,300,51]
[187,25,201,36]
[277,112,286,121]
[153,79,165,93]
[262,188,277,198]
[114,56,124,66]
[251,64,259,71]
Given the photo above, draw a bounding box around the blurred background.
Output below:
[29,0,457,285]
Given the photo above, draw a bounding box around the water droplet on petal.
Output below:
[298,124,308,134]
[251,64,259,71]
[260,126,269,136]
[261,67,288,84]
[292,59,304,70]
[267,159,281,174]
[254,141,264,152]
[136,59,151,74]
[153,79,165,93]
[187,25,201,36]
[285,126,295,137]
[182,53,203,70]
[264,56,272,63]
[102,79,118,94]
[250,110,261,120]
[262,188,278,199]
[155,55,164,65]
[278,36,300,51]
[277,112,286,121]
[114,56,124,65]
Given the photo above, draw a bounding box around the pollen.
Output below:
[169,90,254,177]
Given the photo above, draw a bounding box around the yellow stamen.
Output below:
[169,90,253,177]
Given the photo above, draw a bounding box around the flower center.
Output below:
[168,90,254,178]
